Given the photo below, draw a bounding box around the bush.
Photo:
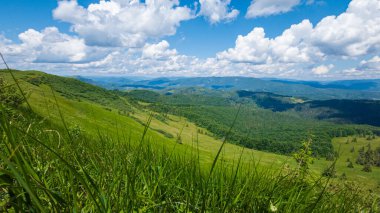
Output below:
[0,77,24,109]
[322,165,337,178]
[155,129,174,139]
[362,164,372,172]
[340,173,347,180]
[293,140,313,176]
[347,161,354,168]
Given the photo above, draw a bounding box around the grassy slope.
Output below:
[135,109,380,193]
[2,70,379,193]
[313,137,380,191]
[3,71,289,168]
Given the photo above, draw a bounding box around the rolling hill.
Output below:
[1,69,380,211]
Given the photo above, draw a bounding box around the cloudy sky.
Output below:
[0,0,379,79]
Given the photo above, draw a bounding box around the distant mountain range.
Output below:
[75,76,380,100]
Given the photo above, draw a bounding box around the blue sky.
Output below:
[0,0,379,79]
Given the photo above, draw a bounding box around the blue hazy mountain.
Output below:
[75,76,380,100]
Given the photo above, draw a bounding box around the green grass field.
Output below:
[313,137,380,193]
[1,70,379,211]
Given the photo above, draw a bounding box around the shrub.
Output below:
[347,160,354,168]
[0,77,24,109]
[362,164,372,173]
[322,164,337,178]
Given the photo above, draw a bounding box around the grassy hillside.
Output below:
[1,70,379,211]
[1,70,297,168]
[3,70,379,181]
[312,136,380,192]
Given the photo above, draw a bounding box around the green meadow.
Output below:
[1,70,379,212]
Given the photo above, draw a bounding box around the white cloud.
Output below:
[199,0,239,24]
[21,28,87,63]
[311,0,380,57]
[272,20,321,63]
[358,56,380,72]
[246,0,301,18]
[217,28,271,63]
[340,56,380,78]
[53,0,194,47]
[219,0,380,78]
[2,0,380,80]
[73,52,117,69]
[0,35,11,44]
[217,20,321,64]
[142,40,177,59]
[85,45,303,77]
[0,35,14,54]
[1,27,108,64]
[312,64,333,75]
[0,36,341,79]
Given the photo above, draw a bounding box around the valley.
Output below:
[1,70,380,207]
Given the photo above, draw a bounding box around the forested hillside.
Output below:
[238,90,380,126]
[125,88,380,157]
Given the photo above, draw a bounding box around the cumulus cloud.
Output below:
[217,20,321,64]
[217,28,271,63]
[1,27,108,64]
[142,40,177,59]
[20,28,87,63]
[2,0,380,79]
[312,64,334,75]
[53,0,194,47]
[120,41,201,76]
[68,43,303,78]
[246,0,301,18]
[0,35,14,54]
[199,0,239,24]
[219,0,380,77]
[311,0,380,57]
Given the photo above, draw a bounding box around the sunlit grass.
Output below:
[1,107,378,211]
[0,69,379,211]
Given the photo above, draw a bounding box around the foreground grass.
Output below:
[1,109,378,212]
